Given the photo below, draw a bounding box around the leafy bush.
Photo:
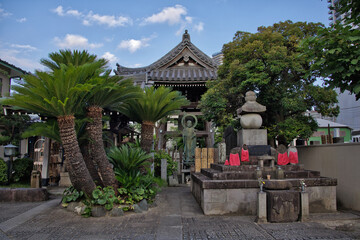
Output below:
[62,186,84,203]
[91,186,118,211]
[12,157,33,183]
[107,144,152,179]
[154,150,177,177]
[0,158,8,184]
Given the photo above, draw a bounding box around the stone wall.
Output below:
[298,143,360,211]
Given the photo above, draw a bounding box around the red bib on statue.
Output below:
[289,151,298,164]
[277,152,289,165]
[229,153,240,166]
[241,149,249,162]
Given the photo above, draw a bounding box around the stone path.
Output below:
[0,186,360,239]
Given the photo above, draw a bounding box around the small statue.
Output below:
[182,114,197,163]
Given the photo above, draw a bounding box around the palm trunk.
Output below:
[80,142,104,187]
[86,106,118,191]
[57,115,96,196]
[141,121,155,154]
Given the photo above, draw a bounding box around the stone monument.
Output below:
[237,91,267,147]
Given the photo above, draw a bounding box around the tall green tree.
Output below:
[120,86,189,153]
[2,64,99,196]
[301,0,360,99]
[201,21,339,145]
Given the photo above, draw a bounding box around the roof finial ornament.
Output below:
[182,29,190,42]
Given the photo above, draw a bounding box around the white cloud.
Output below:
[52,5,131,28]
[10,44,37,51]
[185,16,193,23]
[54,34,103,49]
[0,48,43,72]
[101,52,118,63]
[118,39,149,53]
[16,17,27,23]
[67,9,81,17]
[52,6,64,16]
[193,22,204,32]
[130,63,143,68]
[143,5,187,25]
[0,8,12,18]
[86,12,131,27]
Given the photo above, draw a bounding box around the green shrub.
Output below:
[91,186,118,211]
[12,157,33,183]
[62,186,84,203]
[0,158,8,184]
[154,150,177,177]
[107,144,152,179]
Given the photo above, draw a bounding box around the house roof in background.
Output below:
[0,59,28,77]
[316,118,351,129]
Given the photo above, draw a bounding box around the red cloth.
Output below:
[241,149,249,162]
[224,160,229,165]
[229,153,240,166]
[289,151,298,164]
[277,152,289,165]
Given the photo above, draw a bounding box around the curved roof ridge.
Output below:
[115,30,217,74]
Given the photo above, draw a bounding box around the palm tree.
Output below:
[120,86,189,153]
[41,49,141,190]
[3,63,101,196]
[84,73,140,190]
[40,49,107,71]
[22,118,104,186]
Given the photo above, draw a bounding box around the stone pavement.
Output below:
[0,186,360,240]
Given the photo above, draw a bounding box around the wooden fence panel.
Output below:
[195,148,202,172]
[201,148,208,169]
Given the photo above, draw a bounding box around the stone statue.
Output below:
[182,114,197,163]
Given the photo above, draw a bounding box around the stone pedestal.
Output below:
[276,167,284,179]
[161,159,168,182]
[266,190,300,222]
[59,172,71,187]
[300,192,309,222]
[30,170,41,188]
[256,191,267,223]
[237,129,267,147]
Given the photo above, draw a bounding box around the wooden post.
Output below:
[201,148,208,169]
[208,148,214,168]
[195,148,202,172]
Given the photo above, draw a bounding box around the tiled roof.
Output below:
[148,68,217,82]
[114,30,217,82]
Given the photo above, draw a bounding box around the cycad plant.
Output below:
[2,63,101,196]
[120,86,189,153]
[40,49,140,190]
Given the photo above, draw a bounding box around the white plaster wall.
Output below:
[298,143,360,211]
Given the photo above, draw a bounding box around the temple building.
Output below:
[114,30,218,156]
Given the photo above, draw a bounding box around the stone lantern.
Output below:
[237,91,266,129]
[237,91,267,146]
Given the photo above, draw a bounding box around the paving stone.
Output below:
[0,186,359,240]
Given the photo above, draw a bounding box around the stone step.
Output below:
[191,173,337,189]
[200,168,321,181]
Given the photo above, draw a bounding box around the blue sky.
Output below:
[0,0,330,73]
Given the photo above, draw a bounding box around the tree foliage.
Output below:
[301,0,360,99]
[201,21,339,145]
